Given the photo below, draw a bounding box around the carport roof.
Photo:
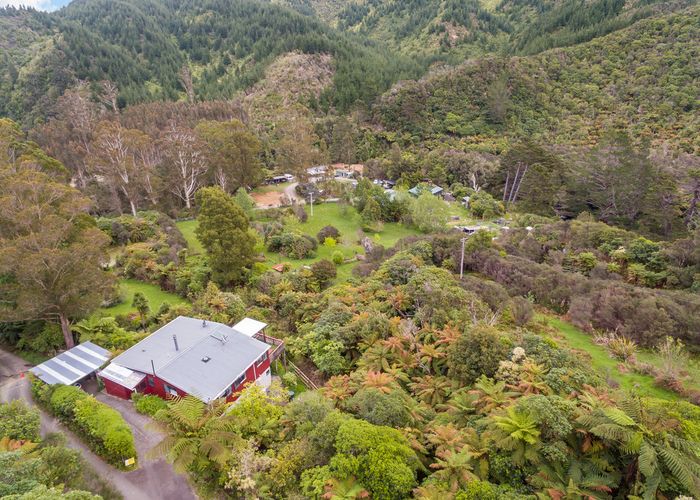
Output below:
[30,341,110,386]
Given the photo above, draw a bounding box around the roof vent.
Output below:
[202,319,207,328]
[210,333,228,345]
[201,356,211,363]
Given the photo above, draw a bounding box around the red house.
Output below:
[98,316,272,403]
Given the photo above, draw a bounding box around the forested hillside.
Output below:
[286,0,695,59]
[374,6,699,154]
[0,0,423,127]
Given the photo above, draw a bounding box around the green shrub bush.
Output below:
[32,379,136,469]
[0,400,40,441]
[131,393,167,416]
[73,398,136,468]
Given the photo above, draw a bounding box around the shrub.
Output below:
[267,232,317,259]
[311,259,337,288]
[317,226,340,243]
[281,372,299,390]
[0,401,40,441]
[293,204,308,223]
[323,237,337,247]
[332,251,344,266]
[448,324,511,383]
[39,384,136,469]
[469,191,505,219]
[509,297,533,326]
[131,393,167,417]
[73,397,137,468]
[456,480,498,500]
[49,386,88,420]
[345,387,412,428]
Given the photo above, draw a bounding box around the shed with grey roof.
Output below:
[30,342,110,386]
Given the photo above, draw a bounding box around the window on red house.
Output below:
[256,352,268,366]
[233,373,246,389]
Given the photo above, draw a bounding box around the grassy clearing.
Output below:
[176,219,204,255]
[272,203,420,281]
[102,279,187,316]
[288,203,419,248]
[541,315,677,400]
[179,203,421,283]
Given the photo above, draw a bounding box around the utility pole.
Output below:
[459,236,467,280]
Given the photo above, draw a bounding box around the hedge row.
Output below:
[131,393,167,416]
[30,377,137,469]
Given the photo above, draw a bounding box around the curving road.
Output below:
[0,348,197,500]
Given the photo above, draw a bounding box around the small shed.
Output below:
[30,342,110,386]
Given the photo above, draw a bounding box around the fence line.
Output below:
[288,361,318,390]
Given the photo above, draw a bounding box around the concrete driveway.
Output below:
[0,348,197,500]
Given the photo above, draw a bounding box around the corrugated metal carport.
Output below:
[30,341,111,386]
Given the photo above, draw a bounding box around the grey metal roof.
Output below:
[112,316,270,402]
[157,328,269,402]
[30,342,111,386]
[112,316,217,373]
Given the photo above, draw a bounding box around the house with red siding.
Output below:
[98,316,272,403]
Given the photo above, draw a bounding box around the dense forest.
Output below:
[0,0,423,126]
[283,0,694,58]
[1,0,700,499]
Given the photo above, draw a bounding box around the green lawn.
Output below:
[179,203,421,283]
[288,203,419,248]
[102,279,187,316]
[176,219,204,255]
[271,203,420,281]
[542,316,678,400]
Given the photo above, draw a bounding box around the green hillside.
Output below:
[0,0,423,127]
[287,0,695,59]
[374,6,700,154]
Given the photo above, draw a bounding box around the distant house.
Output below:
[307,165,328,182]
[266,174,294,185]
[409,184,444,197]
[332,163,364,177]
[98,317,274,403]
[334,169,354,179]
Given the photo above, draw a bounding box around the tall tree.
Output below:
[500,141,566,216]
[179,65,196,104]
[195,187,256,286]
[329,117,356,164]
[32,82,103,189]
[195,120,262,193]
[566,133,655,228]
[89,122,154,216]
[0,120,112,348]
[161,125,207,210]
